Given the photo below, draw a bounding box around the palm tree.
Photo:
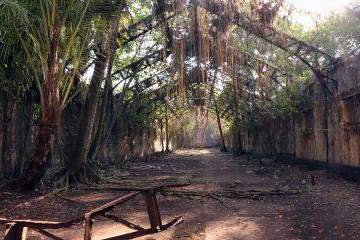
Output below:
[1,0,128,188]
[0,0,92,188]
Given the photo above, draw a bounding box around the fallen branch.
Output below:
[1,191,17,196]
[78,181,191,193]
[163,188,308,201]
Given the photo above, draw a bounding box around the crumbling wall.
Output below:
[240,53,360,176]
[66,100,163,164]
[0,95,163,176]
[98,123,160,164]
[0,99,33,177]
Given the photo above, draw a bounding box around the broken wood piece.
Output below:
[84,214,94,240]
[103,213,145,231]
[0,217,83,240]
[101,216,183,240]
[160,216,183,230]
[142,190,162,230]
[1,191,17,196]
[33,228,64,240]
[79,182,191,193]
[164,188,307,201]
[102,228,157,240]
[1,185,186,240]
[4,223,27,240]
[0,217,83,229]
[85,192,140,219]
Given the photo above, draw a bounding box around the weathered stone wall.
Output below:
[238,53,360,175]
[0,95,163,176]
[98,124,161,164]
[59,99,164,165]
[0,99,33,177]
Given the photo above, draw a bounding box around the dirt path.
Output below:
[1,149,360,239]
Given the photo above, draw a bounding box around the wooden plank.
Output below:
[160,216,183,230]
[142,190,162,230]
[86,192,140,218]
[34,228,64,240]
[0,217,83,229]
[83,214,93,240]
[101,216,183,240]
[79,182,191,193]
[4,223,27,240]
[103,213,145,231]
[83,191,143,240]
[102,228,157,240]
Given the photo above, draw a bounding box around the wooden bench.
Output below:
[0,183,189,240]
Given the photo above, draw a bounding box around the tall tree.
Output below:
[1,0,92,188]
[70,3,125,178]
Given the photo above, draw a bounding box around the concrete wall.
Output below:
[0,99,33,176]
[98,125,162,164]
[238,53,360,177]
[0,96,163,176]
[61,100,164,165]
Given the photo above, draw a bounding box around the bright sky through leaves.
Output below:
[287,0,353,28]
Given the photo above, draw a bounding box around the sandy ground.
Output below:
[1,149,360,239]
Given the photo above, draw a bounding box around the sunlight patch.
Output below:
[205,218,263,240]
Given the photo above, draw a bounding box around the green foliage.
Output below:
[170,110,197,137]
[126,91,155,131]
[279,5,360,57]
[0,0,126,108]
[33,102,41,122]
[269,80,311,117]
[0,53,32,98]
[300,11,360,57]
[0,0,359,141]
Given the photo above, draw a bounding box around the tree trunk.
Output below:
[21,17,61,189]
[88,20,119,162]
[165,101,170,152]
[214,100,227,152]
[159,120,164,152]
[233,76,242,154]
[71,19,118,175]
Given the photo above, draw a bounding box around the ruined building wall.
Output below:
[59,99,163,166]
[0,95,163,177]
[239,53,360,176]
[0,98,33,177]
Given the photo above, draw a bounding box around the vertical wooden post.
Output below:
[143,190,162,230]
[84,214,94,240]
[4,223,27,240]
